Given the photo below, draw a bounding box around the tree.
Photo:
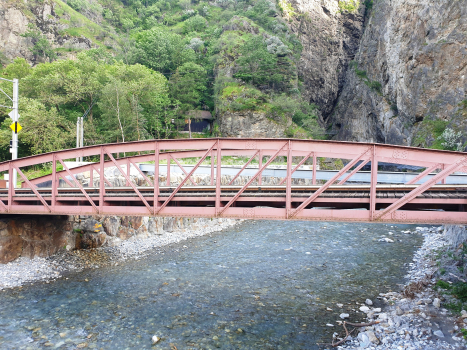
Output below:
[99,63,172,143]
[233,35,295,92]
[21,29,57,63]
[169,62,207,137]
[0,98,74,156]
[132,27,196,73]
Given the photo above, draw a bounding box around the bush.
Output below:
[338,0,360,13]
[183,15,207,33]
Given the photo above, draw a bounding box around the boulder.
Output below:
[102,216,121,236]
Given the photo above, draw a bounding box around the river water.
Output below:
[0,220,424,349]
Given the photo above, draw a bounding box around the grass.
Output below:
[54,0,117,46]
[338,0,360,13]
[412,119,449,149]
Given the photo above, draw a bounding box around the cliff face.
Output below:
[286,0,365,120]
[0,0,94,65]
[329,0,467,147]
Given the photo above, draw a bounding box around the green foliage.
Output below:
[21,29,57,62]
[338,0,360,13]
[0,98,74,155]
[350,61,383,95]
[268,95,324,139]
[132,27,196,73]
[435,280,452,290]
[233,35,295,93]
[461,328,467,340]
[183,15,207,33]
[221,83,268,112]
[1,58,32,79]
[412,119,448,149]
[0,53,175,160]
[364,0,373,11]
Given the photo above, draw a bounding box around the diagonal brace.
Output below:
[228,150,259,185]
[375,157,467,220]
[58,172,76,188]
[169,155,197,186]
[13,165,51,212]
[92,166,112,187]
[0,198,7,212]
[290,147,372,218]
[405,163,441,185]
[56,157,98,213]
[104,148,152,214]
[129,158,153,187]
[338,158,370,185]
[279,151,313,186]
[219,142,289,215]
[157,142,217,213]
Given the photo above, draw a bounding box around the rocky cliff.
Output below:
[328,0,467,148]
[286,0,365,121]
[0,0,106,65]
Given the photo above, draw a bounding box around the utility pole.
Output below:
[11,79,18,187]
[75,99,97,162]
[0,77,20,188]
[76,117,84,162]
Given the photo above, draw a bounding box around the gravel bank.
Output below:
[0,218,241,291]
[338,226,467,350]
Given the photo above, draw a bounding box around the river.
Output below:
[0,220,424,349]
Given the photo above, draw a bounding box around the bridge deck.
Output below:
[2,185,466,212]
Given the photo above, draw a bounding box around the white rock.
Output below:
[433,298,441,308]
[378,237,394,243]
[326,324,334,327]
[340,313,350,319]
[336,303,344,308]
[433,330,444,338]
[365,299,373,306]
[151,335,160,344]
[360,306,370,313]
[461,310,467,318]
[378,313,388,320]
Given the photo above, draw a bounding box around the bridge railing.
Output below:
[0,138,465,223]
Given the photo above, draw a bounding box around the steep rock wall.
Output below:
[286,0,366,120]
[329,0,467,147]
[0,0,92,65]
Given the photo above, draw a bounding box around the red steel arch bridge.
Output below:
[0,138,466,224]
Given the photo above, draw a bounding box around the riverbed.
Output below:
[0,220,423,349]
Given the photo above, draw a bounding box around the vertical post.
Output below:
[286,141,292,219]
[89,167,93,188]
[216,140,221,216]
[76,118,80,162]
[370,146,378,221]
[210,150,214,186]
[11,78,18,188]
[8,162,13,212]
[312,153,317,185]
[258,150,262,186]
[154,142,159,215]
[80,117,84,162]
[166,157,171,186]
[441,164,446,184]
[99,147,105,214]
[52,154,57,209]
[126,158,130,187]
